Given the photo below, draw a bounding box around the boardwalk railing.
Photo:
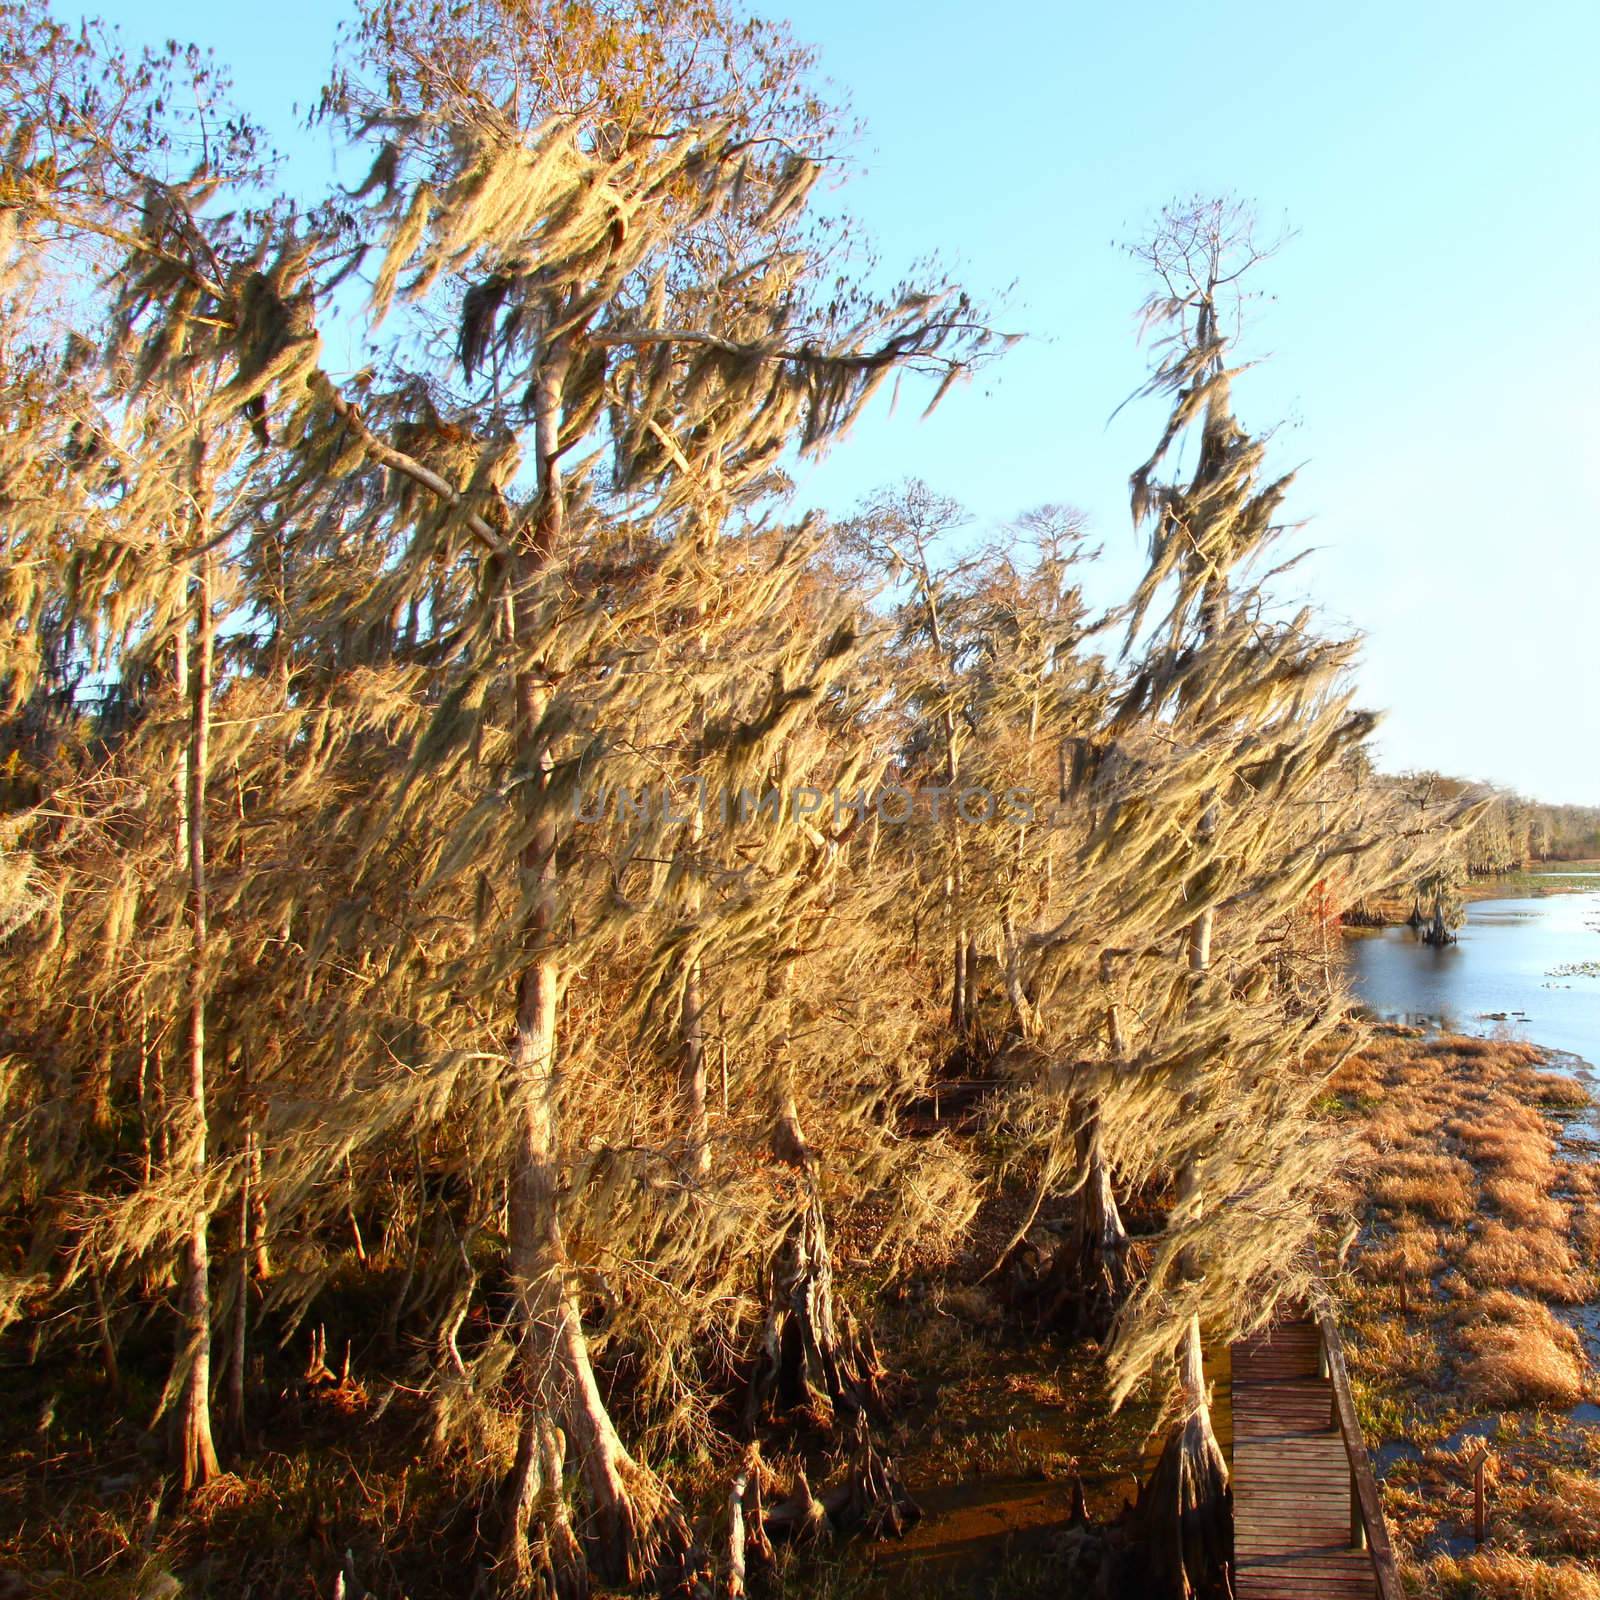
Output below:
[1310,1298,1403,1600]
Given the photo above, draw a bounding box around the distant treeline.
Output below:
[1453,786,1600,871]
[1387,775,1600,875]
[1338,773,1597,938]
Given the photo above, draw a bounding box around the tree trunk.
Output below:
[1422,893,1454,947]
[1036,1110,1133,1340]
[497,1409,545,1596]
[1126,657,1229,1582]
[679,940,711,1179]
[247,1120,270,1280]
[89,1262,122,1399]
[675,466,723,1181]
[999,914,1035,1040]
[87,1037,113,1133]
[747,1083,885,1430]
[1034,998,1134,1338]
[498,330,688,1590]
[137,1000,156,1182]
[496,1410,587,1600]
[1119,1314,1233,1598]
[927,575,966,1047]
[227,1174,248,1448]
[173,543,220,1491]
[1189,904,1214,978]
[505,834,690,1586]
[948,908,967,1037]
[724,1458,751,1599]
[749,1082,918,1541]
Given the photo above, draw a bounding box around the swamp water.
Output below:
[1343,876,1600,1067]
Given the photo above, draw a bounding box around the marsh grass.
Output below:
[1458,1317,1585,1409]
[1460,1221,1592,1304]
[1371,1153,1476,1223]
[1422,1550,1600,1600]
[1331,1028,1600,1598]
[1481,1177,1566,1231]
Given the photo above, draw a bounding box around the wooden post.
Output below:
[1351,1465,1365,1550]
[1321,1326,1338,1430]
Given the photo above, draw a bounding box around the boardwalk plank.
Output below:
[1231,1314,1376,1600]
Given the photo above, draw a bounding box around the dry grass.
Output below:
[1369,1152,1475,1223]
[1360,1228,1444,1285]
[1458,1220,1592,1304]
[1447,1110,1559,1188]
[1352,1315,1444,1386]
[1433,1038,1544,1068]
[1528,1467,1600,1555]
[1423,1550,1600,1600]
[1481,1176,1567,1230]
[1572,1203,1600,1256]
[1515,1068,1593,1109]
[1330,1028,1600,1599]
[1448,1288,1560,1329]
[1567,1161,1600,1197]
[1454,1295,1586,1408]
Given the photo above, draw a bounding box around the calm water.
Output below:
[1342,876,1600,1066]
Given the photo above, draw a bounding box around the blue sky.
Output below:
[102,0,1600,803]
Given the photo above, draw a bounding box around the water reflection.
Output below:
[1341,884,1600,1066]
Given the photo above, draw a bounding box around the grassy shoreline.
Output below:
[1463,860,1600,903]
[1329,1027,1600,1597]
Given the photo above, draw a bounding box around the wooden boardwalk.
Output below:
[1232,1317,1379,1599]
